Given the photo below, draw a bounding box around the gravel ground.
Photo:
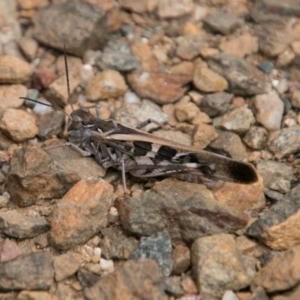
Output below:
[0,0,300,299]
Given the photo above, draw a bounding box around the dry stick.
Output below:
[63,45,74,111]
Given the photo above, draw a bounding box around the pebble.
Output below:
[268,126,300,159]
[193,66,228,93]
[85,69,128,101]
[176,36,208,60]
[222,290,239,300]
[17,291,58,300]
[127,71,191,104]
[207,53,266,96]
[96,42,138,72]
[50,179,114,250]
[7,146,80,207]
[130,231,173,276]
[0,108,38,142]
[99,258,114,276]
[163,276,184,297]
[107,206,119,223]
[193,123,218,149]
[251,244,300,293]
[99,227,138,260]
[19,37,38,61]
[243,126,268,150]
[32,0,111,57]
[84,259,166,300]
[175,101,199,122]
[213,107,255,134]
[0,56,31,84]
[0,239,19,262]
[247,183,300,250]
[209,130,247,160]
[256,160,294,193]
[257,61,274,74]
[115,99,168,131]
[203,10,243,35]
[200,92,233,117]
[117,178,248,245]
[53,252,81,281]
[33,68,57,90]
[158,0,194,18]
[171,244,191,275]
[219,32,258,58]
[119,0,148,13]
[46,74,80,107]
[192,234,255,298]
[36,110,65,140]
[0,210,49,239]
[0,252,53,291]
[0,84,26,109]
[291,90,300,108]
[254,91,284,131]
[0,195,9,208]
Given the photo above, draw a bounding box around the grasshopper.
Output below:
[22,50,258,193]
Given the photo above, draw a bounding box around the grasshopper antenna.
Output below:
[20,97,72,120]
[63,45,74,111]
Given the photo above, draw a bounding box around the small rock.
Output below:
[213,107,255,134]
[99,227,138,260]
[115,99,168,131]
[256,160,294,193]
[251,244,300,293]
[46,74,80,107]
[0,195,9,208]
[254,92,284,131]
[0,85,26,109]
[175,101,199,122]
[251,287,268,300]
[193,66,228,93]
[32,0,110,57]
[192,234,255,298]
[172,244,190,275]
[291,90,300,108]
[130,232,173,277]
[200,92,233,117]
[247,183,300,250]
[53,253,81,281]
[116,178,248,245]
[99,258,114,276]
[154,129,192,146]
[0,252,53,291]
[222,290,239,300]
[0,56,31,84]
[158,0,194,18]
[119,0,148,13]
[17,291,58,300]
[181,275,198,294]
[34,233,49,249]
[84,259,167,300]
[213,178,265,214]
[7,146,81,207]
[209,130,247,160]
[243,126,268,150]
[85,70,127,102]
[19,37,38,61]
[0,108,38,142]
[176,36,208,60]
[163,276,184,297]
[268,126,300,159]
[208,53,266,96]
[36,110,65,140]
[96,42,138,72]
[50,179,114,250]
[33,68,57,90]
[257,23,293,57]
[0,210,50,239]
[257,61,273,74]
[0,239,19,262]
[203,10,243,35]
[127,71,191,104]
[219,32,258,58]
[193,123,218,149]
